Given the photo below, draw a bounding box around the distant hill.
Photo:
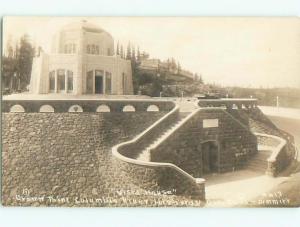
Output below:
[227,87,300,108]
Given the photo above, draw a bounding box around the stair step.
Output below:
[135,114,190,162]
[248,159,267,163]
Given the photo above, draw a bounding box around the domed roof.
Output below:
[61,20,108,34]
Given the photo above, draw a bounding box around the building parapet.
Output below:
[3,99,175,113]
[198,98,258,109]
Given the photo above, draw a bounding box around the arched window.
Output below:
[91,45,95,54]
[96,105,110,112]
[95,46,99,55]
[147,105,159,112]
[72,44,76,53]
[87,45,90,54]
[67,70,73,92]
[68,105,83,112]
[49,71,55,92]
[10,104,25,113]
[122,105,135,112]
[64,44,68,53]
[39,105,55,113]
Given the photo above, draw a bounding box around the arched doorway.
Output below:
[201,141,219,174]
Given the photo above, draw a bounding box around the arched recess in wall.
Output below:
[122,105,135,112]
[39,105,55,113]
[232,104,238,109]
[68,105,83,112]
[146,105,159,112]
[96,105,111,112]
[10,104,25,113]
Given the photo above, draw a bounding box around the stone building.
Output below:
[29,20,133,95]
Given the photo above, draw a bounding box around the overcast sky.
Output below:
[3,16,300,88]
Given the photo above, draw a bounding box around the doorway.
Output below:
[201,141,219,174]
[95,75,103,94]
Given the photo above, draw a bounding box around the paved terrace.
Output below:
[3,93,150,100]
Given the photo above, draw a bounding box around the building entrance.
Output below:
[201,141,219,174]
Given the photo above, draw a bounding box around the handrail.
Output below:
[148,108,202,151]
[111,104,205,184]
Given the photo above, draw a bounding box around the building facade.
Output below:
[30,21,133,95]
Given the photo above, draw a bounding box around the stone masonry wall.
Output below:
[113,107,205,201]
[112,158,205,201]
[151,109,258,177]
[2,112,167,206]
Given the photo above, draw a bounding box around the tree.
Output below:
[177,61,181,73]
[17,34,35,91]
[120,45,124,58]
[170,58,177,72]
[198,74,204,84]
[126,42,131,60]
[2,56,17,93]
[131,45,136,61]
[116,41,120,56]
[137,46,141,62]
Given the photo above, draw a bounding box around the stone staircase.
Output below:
[136,112,189,162]
[246,148,272,173]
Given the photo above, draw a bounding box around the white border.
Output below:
[1,0,300,226]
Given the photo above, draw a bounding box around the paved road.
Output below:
[268,116,300,160]
[252,114,300,207]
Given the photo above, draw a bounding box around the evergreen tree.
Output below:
[177,61,181,73]
[17,34,35,91]
[194,73,198,81]
[170,58,177,72]
[2,56,17,93]
[126,42,131,60]
[167,58,170,70]
[137,46,141,62]
[131,45,136,61]
[198,74,204,84]
[116,41,120,56]
[120,45,124,58]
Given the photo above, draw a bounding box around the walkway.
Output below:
[204,169,288,207]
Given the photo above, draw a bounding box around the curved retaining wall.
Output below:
[255,133,287,176]
[112,105,206,200]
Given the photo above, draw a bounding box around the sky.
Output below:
[3,16,300,88]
